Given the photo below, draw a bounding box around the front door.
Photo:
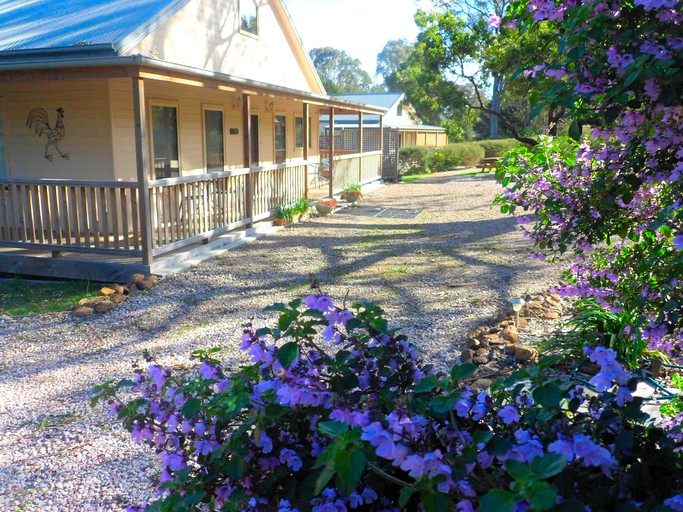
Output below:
[250,114,259,166]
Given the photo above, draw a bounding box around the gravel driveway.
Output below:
[0,171,566,511]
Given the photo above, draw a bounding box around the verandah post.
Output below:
[242,93,253,227]
[379,114,384,180]
[303,102,309,199]
[328,107,335,198]
[358,112,363,183]
[132,76,153,267]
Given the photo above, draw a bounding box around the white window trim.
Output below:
[294,116,304,150]
[273,113,287,165]
[202,104,226,173]
[148,100,181,178]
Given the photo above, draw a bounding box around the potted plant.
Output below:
[314,198,337,216]
[274,205,293,226]
[292,198,312,221]
[341,183,363,203]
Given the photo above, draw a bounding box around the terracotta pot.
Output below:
[342,191,362,203]
[274,218,288,226]
[315,203,335,216]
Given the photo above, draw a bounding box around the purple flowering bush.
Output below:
[93,295,683,511]
[494,0,683,364]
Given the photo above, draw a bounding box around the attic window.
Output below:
[397,104,403,117]
[240,0,258,36]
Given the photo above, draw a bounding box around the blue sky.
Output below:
[284,0,430,80]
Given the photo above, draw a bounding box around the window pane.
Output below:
[240,0,258,35]
[0,99,6,178]
[204,110,224,172]
[295,117,303,148]
[274,115,286,164]
[152,105,180,179]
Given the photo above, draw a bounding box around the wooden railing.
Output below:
[149,162,307,255]
[330,151,382,193]
[0,179,142,255]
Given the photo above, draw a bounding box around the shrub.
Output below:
[291,198,312,216]
[398,146,431,175]
[476,139,522,158]
[94,294,683,512]
[430,143,485,172]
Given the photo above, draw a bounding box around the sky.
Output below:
[284,0,430,81]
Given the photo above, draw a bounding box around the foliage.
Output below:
[429,144,485,172]
[310,48,382,94]
[342,183,362,193]
[292,199,312,216]
[275,205,294,222]
[376,39,412,92]
[476,139,523,158]
[494,0,683,365]
[400,140,520,175]
[0,278,96,316]
[398,146,432,175]
[94,294,683,511]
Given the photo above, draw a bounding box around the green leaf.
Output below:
[414,374,439,394]
[531,453,567,479]
[276,342,299,367]
[505,459,532,481]
[334,450,366,495]
[430,393,459,414]
[528,481,558,511]
[314,465,335,495]
[533,382,564,408]
[422,491,449,512]
[182,398,202,419]
[264,302,288,312]
[318,421,349,437]
[479,490,516,512]
[450,363,477,382]
[399,487,415,507]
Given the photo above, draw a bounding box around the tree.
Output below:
[309,47,382,94]
[376,39,412,91]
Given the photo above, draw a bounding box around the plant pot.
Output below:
[342,191,362,204]
[315,203,335,216]
[274,218,288,226]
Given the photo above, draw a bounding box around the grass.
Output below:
[0,278,98,316]
[401,170,482,183]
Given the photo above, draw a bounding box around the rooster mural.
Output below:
[26,107,70,161]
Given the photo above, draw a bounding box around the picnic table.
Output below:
[476,157,500,172]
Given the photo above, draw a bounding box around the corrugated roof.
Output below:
[331,93,403,110]
[0,0,187,52]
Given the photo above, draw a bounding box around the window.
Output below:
[204,109,224,172]
[250,115,260,165]
[274,115,286,164]
[295,116,303,149]
[151,104,180,179]
[240,0,258,35]
[397,104,403,117]
[0,98,6,178]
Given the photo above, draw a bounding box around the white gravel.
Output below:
[0,171,567,511]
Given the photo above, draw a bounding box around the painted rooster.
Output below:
[26,107,69,161]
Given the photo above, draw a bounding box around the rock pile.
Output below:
[461,291,564,367]
[72,274,159,318]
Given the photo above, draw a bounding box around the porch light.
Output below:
[266,101,275,112]
[511,298,525,328]
[234,97,243,109]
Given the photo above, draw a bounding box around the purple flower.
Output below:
[257,431,273,454]
[674,234,683,251]
[199,361,221,380]
[548,439,574,461]
[488,14,502,28]
[159,451,186,471]
[497,405,520,425]
[573,434,615,469]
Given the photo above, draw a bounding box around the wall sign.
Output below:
[229,128,239,135]
[26,107,70,161]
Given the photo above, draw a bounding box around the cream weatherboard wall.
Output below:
[109,78,320,181]
[0,79,115,181]
[127,0,320,93]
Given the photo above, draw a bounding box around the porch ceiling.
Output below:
[0,53,387,115]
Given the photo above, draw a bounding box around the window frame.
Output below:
[239,0,259,38]
[295,116,304,150]
[148,100,182,180]
[202,104,226,173]
[273,114,287,165]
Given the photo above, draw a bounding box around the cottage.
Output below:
[0,0,386,281]
[319,93,449,179]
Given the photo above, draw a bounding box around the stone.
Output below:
[99,287,116,296]
[149,275,160,285]
[505,344,516,355]
[473,356,489,365]
[518,317,529,328]
[113,284,126,295]
[489,327,502,335]
[502,325,519,343]
[110,294,127,304]
[544,311,560,320]
[467,326,487,339]
[498,320,514,327]
[460,349,474,363]
[545,297,560,307]
[137,280,154,291]
[514,346,537,363]
[474,378,493,389]
[467,339,481,349]
[550,293,561,301]
[475,348,489,357]
[95,301,116,314]
[73,306,94,318]
[527,301,543,310]
[131,274,146,284]
[482,334,501,345]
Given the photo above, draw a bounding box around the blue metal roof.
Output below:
[331,93,404,111]
[0,0,188,52]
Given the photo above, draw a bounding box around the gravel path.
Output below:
[0,171,566,511]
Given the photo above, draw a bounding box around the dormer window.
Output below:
[240,0,258,36]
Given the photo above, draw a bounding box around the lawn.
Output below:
[0,278,98,316]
